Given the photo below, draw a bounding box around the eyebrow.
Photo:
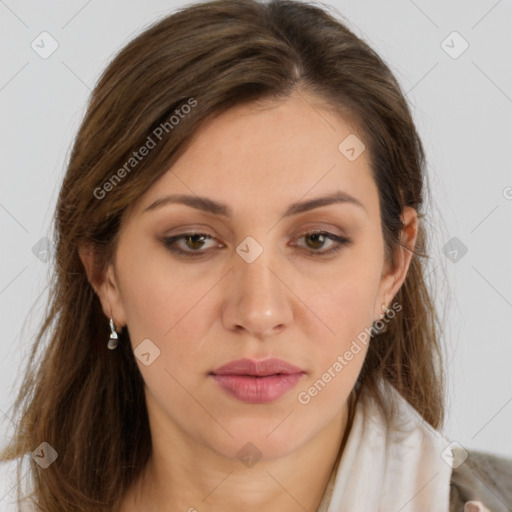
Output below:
[142,190,366,217]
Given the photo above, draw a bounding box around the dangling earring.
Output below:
[372,303,390,335]
[108,317,119,350]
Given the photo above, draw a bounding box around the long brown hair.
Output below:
[1,0,445,510]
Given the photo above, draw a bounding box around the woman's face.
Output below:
[90,91,416,461]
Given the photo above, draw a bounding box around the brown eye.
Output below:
[161,232,221,257]
[295,231,351,256]
[183,234,209,250]
[304,232,329,250]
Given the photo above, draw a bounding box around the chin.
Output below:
[213,417,312,459]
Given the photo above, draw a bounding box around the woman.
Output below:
[1,0,511,510]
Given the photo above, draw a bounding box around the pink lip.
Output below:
[210,358,306,404]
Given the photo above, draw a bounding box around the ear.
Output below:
[78,243,127,329]
[374,206,418,319]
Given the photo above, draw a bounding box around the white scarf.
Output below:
[316,379,454,512]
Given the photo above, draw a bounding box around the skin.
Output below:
[80,90,417,511]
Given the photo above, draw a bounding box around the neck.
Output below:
[118,395,356,512]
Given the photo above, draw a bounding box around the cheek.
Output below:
[297,345,369,410]
[297,283,373,411]
[295,233,384,333]
[117,252,220,404]
[298,267,379,401]
[305,269,379,342]
[117,243,207,340]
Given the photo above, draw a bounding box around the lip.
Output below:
[210,358,306,404]
[211,357,305,377]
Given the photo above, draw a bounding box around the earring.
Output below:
[372,303,390,335]
[381,303,391,317]
[107,317,119,350]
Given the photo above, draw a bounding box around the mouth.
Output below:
[209,358,306,403]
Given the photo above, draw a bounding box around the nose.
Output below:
[222,246,293,339]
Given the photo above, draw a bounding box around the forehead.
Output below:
[132,92,379,222]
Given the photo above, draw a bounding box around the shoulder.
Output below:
[449,449,512,511]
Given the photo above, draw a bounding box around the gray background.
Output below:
[1,0,511,468]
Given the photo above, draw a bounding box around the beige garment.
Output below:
[316,379,455,512]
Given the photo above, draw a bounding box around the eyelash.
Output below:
[160,230,351,258]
